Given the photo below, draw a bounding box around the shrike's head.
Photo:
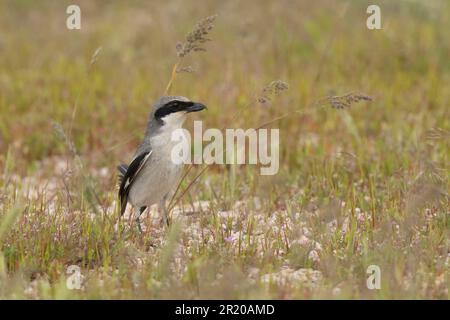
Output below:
[151,96,207,128]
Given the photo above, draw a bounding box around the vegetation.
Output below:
[0,0,448,299]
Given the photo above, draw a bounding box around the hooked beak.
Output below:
[186,102,207,113]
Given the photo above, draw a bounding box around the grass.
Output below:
[0,0,448,299]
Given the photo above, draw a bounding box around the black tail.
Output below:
[117,164,128,184]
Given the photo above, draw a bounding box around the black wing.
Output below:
[118,150,152,216]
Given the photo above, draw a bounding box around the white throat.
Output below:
[161,112,187,129]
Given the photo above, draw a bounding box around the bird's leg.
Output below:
[135,206,147,233]
[160,195,170,227]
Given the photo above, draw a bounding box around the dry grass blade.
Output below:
[90,46,102,66]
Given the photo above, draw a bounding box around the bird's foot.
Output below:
[135,216,143,234]
[160,215,171,228]
[133,206,147,234]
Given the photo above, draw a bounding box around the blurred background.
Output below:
[0,0,448,171]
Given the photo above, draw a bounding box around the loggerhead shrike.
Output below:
[118,96,206,230]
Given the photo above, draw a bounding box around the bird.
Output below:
[118,96,207,230]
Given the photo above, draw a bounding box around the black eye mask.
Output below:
[154,100,206,119]
[154,100,193,119]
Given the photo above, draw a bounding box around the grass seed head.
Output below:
[176,66,194,73]
[176,14,218,58]
[257,80,289,104]
[326,93,372,109]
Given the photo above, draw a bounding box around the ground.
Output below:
[0,0,448,299]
